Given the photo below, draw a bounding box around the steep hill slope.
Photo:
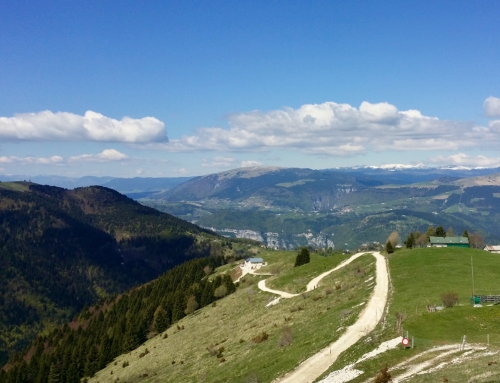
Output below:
[0,256,237,383]
[88,248,500,383]
[0,182,221,364]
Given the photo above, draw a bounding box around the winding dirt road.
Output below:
[259,251,389,383]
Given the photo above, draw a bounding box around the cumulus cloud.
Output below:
[484,97,500,117]
[201,156,236,168]
[241,160,262,167]
[430,153,500,168]
[0,110,167,143]
[150,100,494,156]
[68,149,128,162]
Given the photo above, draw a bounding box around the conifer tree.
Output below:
[435,226,446,237]
[385,240,394,254]
[294,248,310,267]
[405,233,414,249]
[47,363,60,383]
[84,345,99,377]
[153,305,169,333]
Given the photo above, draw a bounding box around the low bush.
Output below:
[441,292,459,308]
[252,332,269,343]
[278,326,293,348]
[374,365,391,383]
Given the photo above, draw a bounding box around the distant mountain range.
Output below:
[138,166,500,250]
[3,166,500,250]
[0,175,192,199]
[2,165,499,195]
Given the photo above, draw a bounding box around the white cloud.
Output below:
[241,160,262,167]
[201,156,236,168]
[68,149,128,162]
[488,119,500,132]
[149,100,494,156]
[484,97,500,117]
[0,110,167,143]
[0,155,64,165]
[0,149,128,166]
[430,153,500,168]
[175,168,188,174]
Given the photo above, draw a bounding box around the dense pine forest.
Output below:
[0,182,227,366]
[0,256,236,383]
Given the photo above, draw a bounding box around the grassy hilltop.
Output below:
[88,247,500,383]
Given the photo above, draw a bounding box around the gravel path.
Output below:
[269,251,389,383]
[258,279,299,298]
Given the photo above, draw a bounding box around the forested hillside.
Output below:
[0,256,236,383]
[0,182,224,365]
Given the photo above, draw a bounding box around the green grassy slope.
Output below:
[318,247,500,383]
[88,251,376,383]
[390,247,500,345]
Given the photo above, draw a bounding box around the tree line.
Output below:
[385,226,485,253]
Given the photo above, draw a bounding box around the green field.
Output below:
[318,247,500,383]
[0,181,32,192]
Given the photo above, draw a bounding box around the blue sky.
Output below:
[1,1,500,177]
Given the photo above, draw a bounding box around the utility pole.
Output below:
[471,255,475,299]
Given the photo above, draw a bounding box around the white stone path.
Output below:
[256,251,389,383]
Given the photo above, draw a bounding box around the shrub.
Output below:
[278,326,293,348]
[252,332,269,343]
[122,361,129,368]
[184,295,199,315]
[340,309,352,319]
[216,346,225,358]
[441,292,459,308]
[374,365,391,383]
[214,284,228,298]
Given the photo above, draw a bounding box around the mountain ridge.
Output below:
[0,182,222,364]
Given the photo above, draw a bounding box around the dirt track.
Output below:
[268,251,389,383]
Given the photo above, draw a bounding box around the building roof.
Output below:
[246,257,264,263]
[429,236,469,245]
[484,245,500,252]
